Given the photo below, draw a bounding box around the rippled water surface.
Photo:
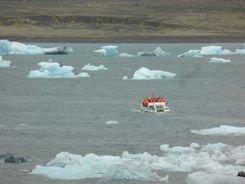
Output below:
[0,43,245,184]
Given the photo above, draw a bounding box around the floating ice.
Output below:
[28,61,88,78]
[209,57,231,63]
[105,120,119,125]
[178,50,202,58]
[31,151,168,182]
[132,67,176,80]
[119,52,134,57]
[123,76,128,80]
[82,63,108,71]
[191,125,245,136]
[0,56,11,67]
[179,46,232,58]
[77,72,90,77]
[235,49,245,55]
[31,143,245,182]
[94,46,118,57]
[186,171,245,184]
[137,47,170,57]
[0,40,72,55]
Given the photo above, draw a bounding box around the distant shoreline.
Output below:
[1,35,245,43]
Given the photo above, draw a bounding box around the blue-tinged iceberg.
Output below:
[28,61,88,78]
[0,40,72,55]
[209,57,231,63]
[0,56,11,68]
[132,67,176,80]
[137,47,170,57]
[94,46,118,57]
[179,45,233,58]
[82,63,108,71]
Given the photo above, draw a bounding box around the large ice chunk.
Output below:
[82,63,108,71]
[137,47,170,57]
[0,40,72,55]
[0,56,11,68]
[94,46,118,57]
[209,57,231,63]
[191,125,245,136]
[28,61,88,78]
[132,67,176,80]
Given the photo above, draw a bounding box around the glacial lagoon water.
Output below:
[0,43,245,184]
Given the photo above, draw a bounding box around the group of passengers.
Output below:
[142,97,167,107]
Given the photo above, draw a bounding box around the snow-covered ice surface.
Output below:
[94,46,118,56]
[209,57,231,63]
[132,67,176,80]
[191,125,245,136]
[0,55,11,67]
[28,61,87,78]
[82,63,108,71]
[31,143,245,182]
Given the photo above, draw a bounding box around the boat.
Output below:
[43,46,73,55]
[141,97,171,113]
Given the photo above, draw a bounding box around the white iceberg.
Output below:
[209,57,231,63]
[0,40,72,55]
[191,125,245,136]
[94,46,118,57]
[178,50,202,58]
[235,49,245,54]
[31,142,245,182]
[28,61,88,78]
[132,67,176,80]
[0,56,11,67]
[119,52,134,57]
[186,171,245,184]
[82,63,108,71]
[137,47,170,57]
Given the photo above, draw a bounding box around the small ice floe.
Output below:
[0,55,11,67]
[179,45,232,58]
[209,57,231,63]
[137,47,170,57]
[77,72,90,78]
[235,49,245,55]
[132,67,176,80]
[28,61,88,78]
[94,46,118,57]
[0,153,30,163]
[191,125,245,136]
[123,76,128,80]
[105,120,119,125]
[119,52,134,57]
[0,40,72,55]
[82,63,108,71]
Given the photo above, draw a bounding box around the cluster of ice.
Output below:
[0,56,11,67]
[209,57,231,63]
[191,125,245,136]
[137,47,170,57]
[0,40,73,55]
[31,142,245,182]
[179,46,233,58]
[132,67,176,80]
[82,64,108,71]
[28,61,89,78]
[94,46,118,57]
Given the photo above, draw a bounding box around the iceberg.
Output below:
[191,125,245,136]
[82,63,108,71]
[137,47,170,57]
[119,52,134,57]
[31,142,245,182]
[178,50,202,58]
[235,49,245,55]
[0,40,72,55]
[132,67,176,80]
[94,46,118,57]
[28,61,88,78]
[0,56,11,68]
[209,57,231,63]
